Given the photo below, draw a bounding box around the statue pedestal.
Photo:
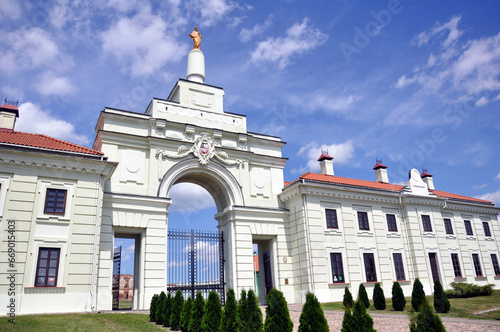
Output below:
[187,49,205,83]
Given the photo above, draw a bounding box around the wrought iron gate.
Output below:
[112,246,121,310]
[167,229,225,304]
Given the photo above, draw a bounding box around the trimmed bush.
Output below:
[180,296,193,332]
[342,300,375,332]
[433,280,450,314]
[341,306,354,332]
[189,291,205,332]
[409,302,446,332]
[343,287,353,308]
[392,282,406,311]
[202,291,222,332]
[445,282,495,298]
[298,292,328,332]
[247,289,264,332]
[411,278,426,312]
[220,288,237,332]
[150,294,159,322]
[358,284,370,309]
[171,290,184,330]
[264,289,293,332]
[164,292,173,327]
[155,291,167,325]
[373,283,386,310]
[237,289,248,332]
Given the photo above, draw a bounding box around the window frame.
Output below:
[482,221,492,237]
[43,188,68,215]
[392,252,406,281]
[491,254,500,276]
[325,208,338,229]
[0,175,10,218]
[37,180,75,221]
[363,252,377,282]
[357,211,370,231]
[421,214,432,232]
[330,252,345,283]
[450,253,462,278]
[444,218,454,235]
[472,253,483,277]
[386,213,398,232]
[34,247,61,287]
[464,220,474,236]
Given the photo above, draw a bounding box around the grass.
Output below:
[0,312,162,331]
[119,299,133,309]
[321,290,500,320]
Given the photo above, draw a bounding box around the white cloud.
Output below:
[0,0,21,20]
[16,102,89,145]
[394,74,417,89]
[34,71,77,96]
[186,0,236,27]
[413,15,463,48]
[169,183,215,212]
[477,190,500,205]
[240,15,273,42]
[293,140,355,174]
[101,6,187,77]
[250,18,328,69]
[472,184,488,190]
[475,96,488,107]
[496,171,500,180]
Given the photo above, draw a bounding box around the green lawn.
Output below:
[119,299,133,309]
[0,313,162,331]
[321,290,500,320]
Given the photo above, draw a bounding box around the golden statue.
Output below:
[188,27,202,50]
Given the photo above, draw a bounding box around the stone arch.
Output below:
[158,158,244,212]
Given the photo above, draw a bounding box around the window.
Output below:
[326,209,338,229]
[421,215,432,232]
[393,253,405,281]
[491,254,500,276]
[451,253,462,278]
[330,253,345,283]
[472,254,483,277]
[44,188,67,215]
[464,220,473,236]
[386,214,397,232]
[35,248,60,287]
[358,211,369,231]
[483,222,492,237]
[444,218,453,235]
[363,253,377,282]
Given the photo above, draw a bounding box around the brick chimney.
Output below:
[421,169,434,190]
[318,152,334,176]
[373,160,388,183]
[0,99,19,131]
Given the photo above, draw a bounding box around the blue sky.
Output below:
[2,0,500,247]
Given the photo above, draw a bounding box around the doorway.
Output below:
[252,238,274,304]
[429,253,440,283]
[113,234,140,310]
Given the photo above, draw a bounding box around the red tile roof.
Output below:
[318,153,333,161]
[0,103,19,117]
[0,130,104,156]
[285,172,493,204]
[421,172,433,178]
[373,162,387,170]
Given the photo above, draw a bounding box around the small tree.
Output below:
[150,294,159,322]
[237,289,248,332]
[409,302,446,332]
[433,280,450,314]
[155,291,167,325]
[411,278,426,312]
[164,292,173,327]
[220,288,237,332]
[298,292,328,332]
[180,296,193,332]
[189,291,205,332]
[343,287,353,308]
[392,281,406,311]
[264,289,293,332]
[373,283,386,310]
[171,290,184,330]
[202,291,222,332]
[352,300,375,332]
[247,289,264,332]
[341,306,354,332]
[358,284,370,309]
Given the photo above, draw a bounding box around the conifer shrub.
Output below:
[409,302,446,332]
[373,283,386,310]
[342,300,375,332]
[341,306,354,332]
[433,280,450,314]
[189,291,205,332]
[237,289,248,332]
[202,291,222,332]
[343,287,353,308]
[445,282,495,298]
[155,291,167,325]
[171,290,184,330]
[358,284,370,309]
[150,294,159,322]
[180,296,193,332]
[298,292,328,332]
[219,288,237,332]
[246,289,264,332]
[392,282,406,311]
[264,289,293,332]
[411,278,426,312]
[164,292,173,327]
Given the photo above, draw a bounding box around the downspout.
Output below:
[90,174,103,311]
[301,180,315,294]
[399,190,415,280]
